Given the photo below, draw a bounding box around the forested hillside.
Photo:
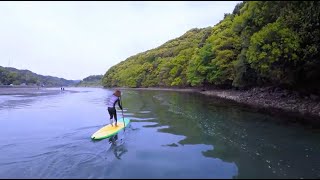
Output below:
[0,66,77,87]
[76,75,103,87]
[102,1,320,95]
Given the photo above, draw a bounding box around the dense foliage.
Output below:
[103,1,319,94]
[0,66,77,87]
[76,75,103,87]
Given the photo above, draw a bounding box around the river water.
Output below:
[0,87,319,178]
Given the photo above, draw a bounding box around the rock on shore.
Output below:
[200,87,320,127]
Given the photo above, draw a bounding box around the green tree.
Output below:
[247,21,300,85]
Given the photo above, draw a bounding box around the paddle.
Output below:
[120,96,125,127]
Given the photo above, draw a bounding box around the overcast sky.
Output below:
[0,1,241,80]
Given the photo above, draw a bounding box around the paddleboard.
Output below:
[91,118,130,140]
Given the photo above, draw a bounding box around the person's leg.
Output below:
[108,107,114,126]
[114,111,118,126]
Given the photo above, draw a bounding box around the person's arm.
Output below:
[117,98,123,110]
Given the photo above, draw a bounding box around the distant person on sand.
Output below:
[107,90,123,127]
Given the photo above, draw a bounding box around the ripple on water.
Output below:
[128,117,156,121]
[138,111,151,114]
[0,99,34,110]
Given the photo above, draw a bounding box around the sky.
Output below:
[0,1,241,80]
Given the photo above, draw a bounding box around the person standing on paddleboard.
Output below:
[107,90,123,127]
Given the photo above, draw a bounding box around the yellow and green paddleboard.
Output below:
[91,118,130,140]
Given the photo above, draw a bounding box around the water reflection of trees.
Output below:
[124,90,320,179]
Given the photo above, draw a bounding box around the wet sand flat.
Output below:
[0,87,72,96]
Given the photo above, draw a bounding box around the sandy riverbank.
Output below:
[0,87,77,96]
